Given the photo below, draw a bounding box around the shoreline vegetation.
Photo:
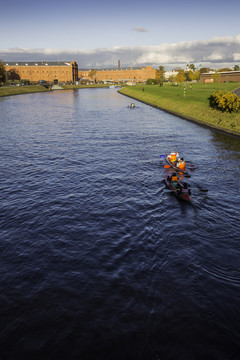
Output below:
[1,82,240,137]
[118,83,240,138]
[0,83,110,97]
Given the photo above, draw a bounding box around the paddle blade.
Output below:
[164,165,170,168]
[160,155,165,158]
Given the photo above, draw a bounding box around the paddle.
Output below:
[160,155,165,158]
[185,161,197,169]
[195,183,208,192]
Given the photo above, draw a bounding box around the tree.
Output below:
[0,60,6,83]
[213,71,221,83]
[193,70,200,81]
[219,68,232,72]
[156,66,165,85]
[168,75,175,83]
[185,70,193,81]
[174,70,185,83]
[7,68,20,81]
[234,65,240,71]
[88,68,97,82]
[189,63,196,71]
[199,67,211,74]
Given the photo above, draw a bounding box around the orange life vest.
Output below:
[171,175,178,182]
[170,153,177,162]
[178,161,186,170]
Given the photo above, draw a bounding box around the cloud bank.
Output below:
[1,35,240,69]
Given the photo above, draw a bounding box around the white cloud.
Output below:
[233,53,240,61]
[1,34,240,69]
[131,27,148,32]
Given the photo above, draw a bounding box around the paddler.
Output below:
[179,182,191,195]
[177,157,186,171]
[170,172,178,187]
[168,152,179,164]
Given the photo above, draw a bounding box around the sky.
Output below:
[1,0,240,70]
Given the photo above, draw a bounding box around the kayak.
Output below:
[164,174,192,203]
[165,154,189,175]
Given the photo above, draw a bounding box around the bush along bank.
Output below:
[209,90,240,113]
[119,83,240,137]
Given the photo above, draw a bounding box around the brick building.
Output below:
[200,70,240,83]
[4,61,78,84]
[78,66,156,83]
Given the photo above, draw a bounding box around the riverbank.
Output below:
[119,83,240,138]
[0,84,112,97]
[0,85,49,96]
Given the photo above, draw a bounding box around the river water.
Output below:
[0,88,240,360]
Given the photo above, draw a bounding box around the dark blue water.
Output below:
[0,88,240,360]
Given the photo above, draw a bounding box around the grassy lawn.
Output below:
[119,83,240,135]
[0,85,49,97]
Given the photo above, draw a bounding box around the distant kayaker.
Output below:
[177,158,186,171]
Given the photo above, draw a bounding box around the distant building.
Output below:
[200,71,240,83]
[164,70,179,80]
[78,66,156,83]
[4,61,78,83]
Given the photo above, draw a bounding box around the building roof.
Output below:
[78,66,152,71]
[201,70,240,75]
[4,61,72,67]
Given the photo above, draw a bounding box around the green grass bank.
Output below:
[61,84,110,90]
[119,83,240,137]
[0,84,110,97]
[0,85,49,97]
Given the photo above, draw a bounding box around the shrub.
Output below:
[146,78,158,85]
[209,90,240,113]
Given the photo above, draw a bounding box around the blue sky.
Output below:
[1,0,240,69]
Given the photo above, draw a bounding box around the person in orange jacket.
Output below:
[177,158,186,171]
[168,152,179,164]
[169,172,178,187]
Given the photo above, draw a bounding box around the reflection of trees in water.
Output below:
[211,131,240,159]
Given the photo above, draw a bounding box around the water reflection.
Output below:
[0,88,240,360]
[211,131,240,160]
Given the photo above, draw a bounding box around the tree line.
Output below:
[150,64,240,85]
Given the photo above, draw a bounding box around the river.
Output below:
[0,88,240,359]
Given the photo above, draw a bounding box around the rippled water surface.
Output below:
[0,88,240,359]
